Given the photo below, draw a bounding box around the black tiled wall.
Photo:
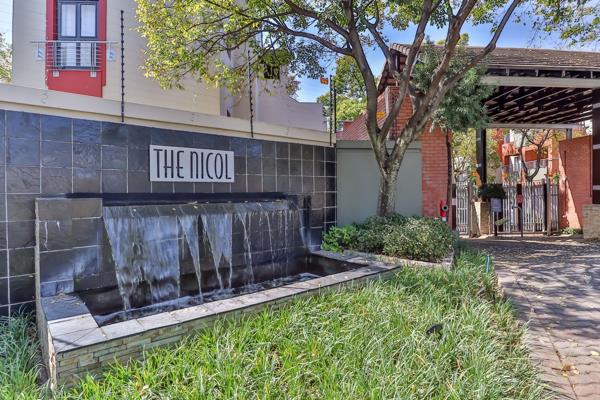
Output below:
[0,109,337,315]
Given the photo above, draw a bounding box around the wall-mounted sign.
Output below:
[149,145,234,183]
[491,198,503,213]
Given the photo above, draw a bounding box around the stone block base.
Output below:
[583,204,600,239]
[474,201,491,236]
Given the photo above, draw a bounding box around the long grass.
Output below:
[65,249,543,399]
[1,249,544,399]
[0,314,45,400]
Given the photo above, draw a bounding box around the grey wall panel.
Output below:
[336,141,421,226]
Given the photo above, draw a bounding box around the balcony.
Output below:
[32,41,118,72]
[502,158,556,182]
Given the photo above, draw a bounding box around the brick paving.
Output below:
[469,236,600,399]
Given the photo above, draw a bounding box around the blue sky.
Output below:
[0,0,11,42]
[0,0,592,102]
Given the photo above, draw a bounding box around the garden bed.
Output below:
[322,214,455,263]
[1,249,543,399]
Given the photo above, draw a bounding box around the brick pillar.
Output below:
[421,128,449,218]
[593,89,600,203]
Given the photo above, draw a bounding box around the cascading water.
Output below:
[233,204,255,283]
[200,209,233,289]
[103,207,181,309]
[102,200,306,314]
[178,212,203,302]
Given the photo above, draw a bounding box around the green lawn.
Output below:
[2,249,543,399]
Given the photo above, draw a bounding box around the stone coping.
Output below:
[45,253,396,355]
[339,250,455,270]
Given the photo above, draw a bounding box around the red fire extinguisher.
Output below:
[439,200,449,222]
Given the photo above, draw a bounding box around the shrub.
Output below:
[383,217,453,262]
[321,225,359,252]
[561,227,583,236]
[478,183,506,200]
[321,214,453,262]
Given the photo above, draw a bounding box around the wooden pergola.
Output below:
[387,45,600,202]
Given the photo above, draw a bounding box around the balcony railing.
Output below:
[502,158,556,180]
[32,40,118,72]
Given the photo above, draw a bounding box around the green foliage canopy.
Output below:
[0,34,11,83]
[413,43,493,134]
[316,56,367,121]
[529,0,600,46]
[136,0,517,93]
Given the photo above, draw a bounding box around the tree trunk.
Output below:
[377,170,398,216]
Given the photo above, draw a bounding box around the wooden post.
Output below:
[476,128,487,184]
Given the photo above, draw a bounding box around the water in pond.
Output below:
[99,200,311,323]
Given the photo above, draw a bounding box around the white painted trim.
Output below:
[593,185,600,191]
[593,102,600,109]
[0,83,333,146]
[482,76,600,88]
[593,144,600,150]
[487,123,580,129]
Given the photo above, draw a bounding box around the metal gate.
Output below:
[522,181,546,231]
[502,181,559,233]
[456,180,473,235]
[502,183,519,232]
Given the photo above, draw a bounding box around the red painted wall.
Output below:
[558,136,592,229]
[45,0,107,97]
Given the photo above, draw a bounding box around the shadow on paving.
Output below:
[468,236,600,400]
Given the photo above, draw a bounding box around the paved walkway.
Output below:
[469,236,600,400]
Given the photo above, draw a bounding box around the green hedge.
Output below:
[322,214,453,262]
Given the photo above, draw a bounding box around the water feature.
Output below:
[99,200,308,324]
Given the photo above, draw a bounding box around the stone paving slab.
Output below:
[470,236,600,400]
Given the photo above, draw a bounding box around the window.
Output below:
[57,1,99,68]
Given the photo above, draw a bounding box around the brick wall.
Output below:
[558,136,592,229]
[420,128,448,218]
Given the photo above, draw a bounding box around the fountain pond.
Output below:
[35,196,403,389]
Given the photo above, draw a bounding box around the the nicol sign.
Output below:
[150,145,234,183]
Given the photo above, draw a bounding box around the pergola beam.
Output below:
[487,87,549,112]
[486,123,580,129]
[487,87,593,124]
[483,76,600,89]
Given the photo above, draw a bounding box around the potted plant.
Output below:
[478,183,506,236]
[477,183,506,202]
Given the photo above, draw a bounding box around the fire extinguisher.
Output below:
[440,200,449,222]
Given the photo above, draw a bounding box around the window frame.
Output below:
[56,0,99,69]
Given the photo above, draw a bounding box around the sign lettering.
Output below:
[149,145,234,183]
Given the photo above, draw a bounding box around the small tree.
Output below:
[514,129,556,183]
[137,0,522,216]
[0,33,11,83]
[412,43,493,213]
[317,56,367,123]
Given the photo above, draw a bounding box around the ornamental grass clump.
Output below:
[322,214,453,262]
[0,314,46,399]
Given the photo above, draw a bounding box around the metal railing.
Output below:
[32,40,118,71]
[502,158,556,176]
